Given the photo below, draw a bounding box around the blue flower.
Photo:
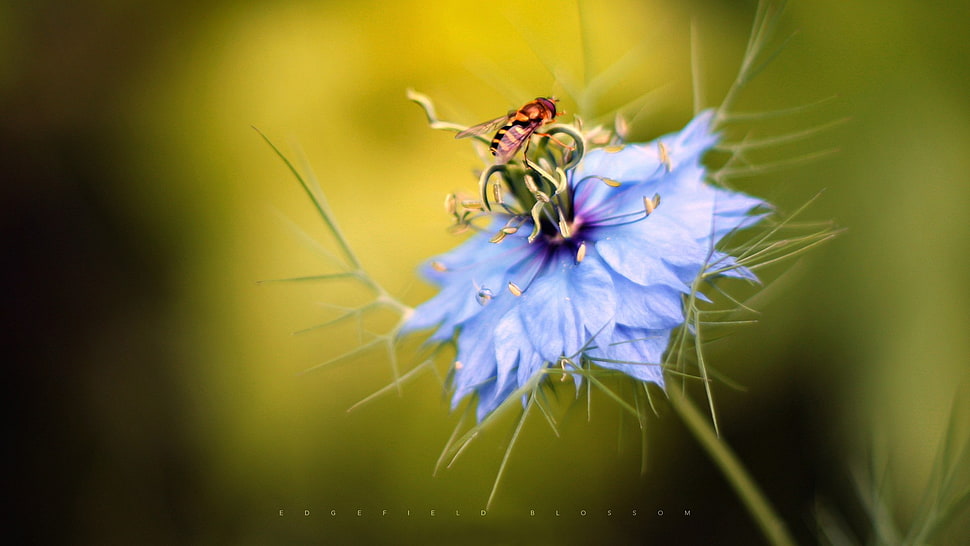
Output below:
[403,109,767,421]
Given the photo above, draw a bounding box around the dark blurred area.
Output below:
[4,0,969,544]
[3,3,205,543]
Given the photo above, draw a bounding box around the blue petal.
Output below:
[595,216,707,290]
[573,145,665,188]
[659,109,719,170]
[451,330,497,408]
[611,274,685,329]
[592,325,670,384]
[404,228,537,340]
[572,110,718,191]
[650,170,766,242]
[707,251,759,282]
[518,247,617,363]
[493,308,527,397]
[493,309,547,393]
[449,296,519,408]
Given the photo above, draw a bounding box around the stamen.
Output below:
[572,175,621,200]
[460,199,484,210]
[523,174,540,195]
[579,193,662,230]
[527,201,544,243]
[576,241,587,263]
[557,213,572,239]
[615,113,629,141]
[454,361,463,370]
[478,163,507,211]
[558,357,570,381]
[490,216,525,243]
[444,193,457,215]
[476,287,494,306]
[553,167,569,195]
[507,281,523,296]
[658,142,671,172]
[585,208,650,229]
[431,261,447,272]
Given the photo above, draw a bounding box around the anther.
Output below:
[523,174,540,194]
[476,287,494,306]
[558,215,572,238]
[658,142,671,172]
[492,183,503,205]
[507,281,523,297]
[615,113,629,141]
[559,357,570,382]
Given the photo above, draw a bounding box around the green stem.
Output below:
[667,388,796,546]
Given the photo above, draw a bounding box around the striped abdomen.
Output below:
[489,117,540,164]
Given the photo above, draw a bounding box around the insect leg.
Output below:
[535,132,576,152]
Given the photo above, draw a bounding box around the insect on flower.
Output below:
[455,97,563,164]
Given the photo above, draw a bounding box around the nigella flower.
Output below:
[403,106,768,422]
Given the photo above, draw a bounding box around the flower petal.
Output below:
[595,215,708,290]
[611,274,685,329]
[518,248,616,363]
[592,326,670,384]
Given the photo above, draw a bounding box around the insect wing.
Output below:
[491,119,539,164]
[455,113,512,139]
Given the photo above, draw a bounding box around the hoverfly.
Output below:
[455,97,562,164]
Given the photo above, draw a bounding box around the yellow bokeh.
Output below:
[9,0,970,542]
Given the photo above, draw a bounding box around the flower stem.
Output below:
[667,388,796,546]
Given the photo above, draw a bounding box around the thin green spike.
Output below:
[297,338,384,375]
[485,395,535,509]
[347,360,433,413]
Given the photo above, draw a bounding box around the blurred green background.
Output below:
[6,0,969,543]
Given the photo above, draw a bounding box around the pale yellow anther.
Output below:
[615,113,629,141]
[658,142,671,171]
[524,174,539,194]
[558,215,571,238]
[492,183,503,205]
